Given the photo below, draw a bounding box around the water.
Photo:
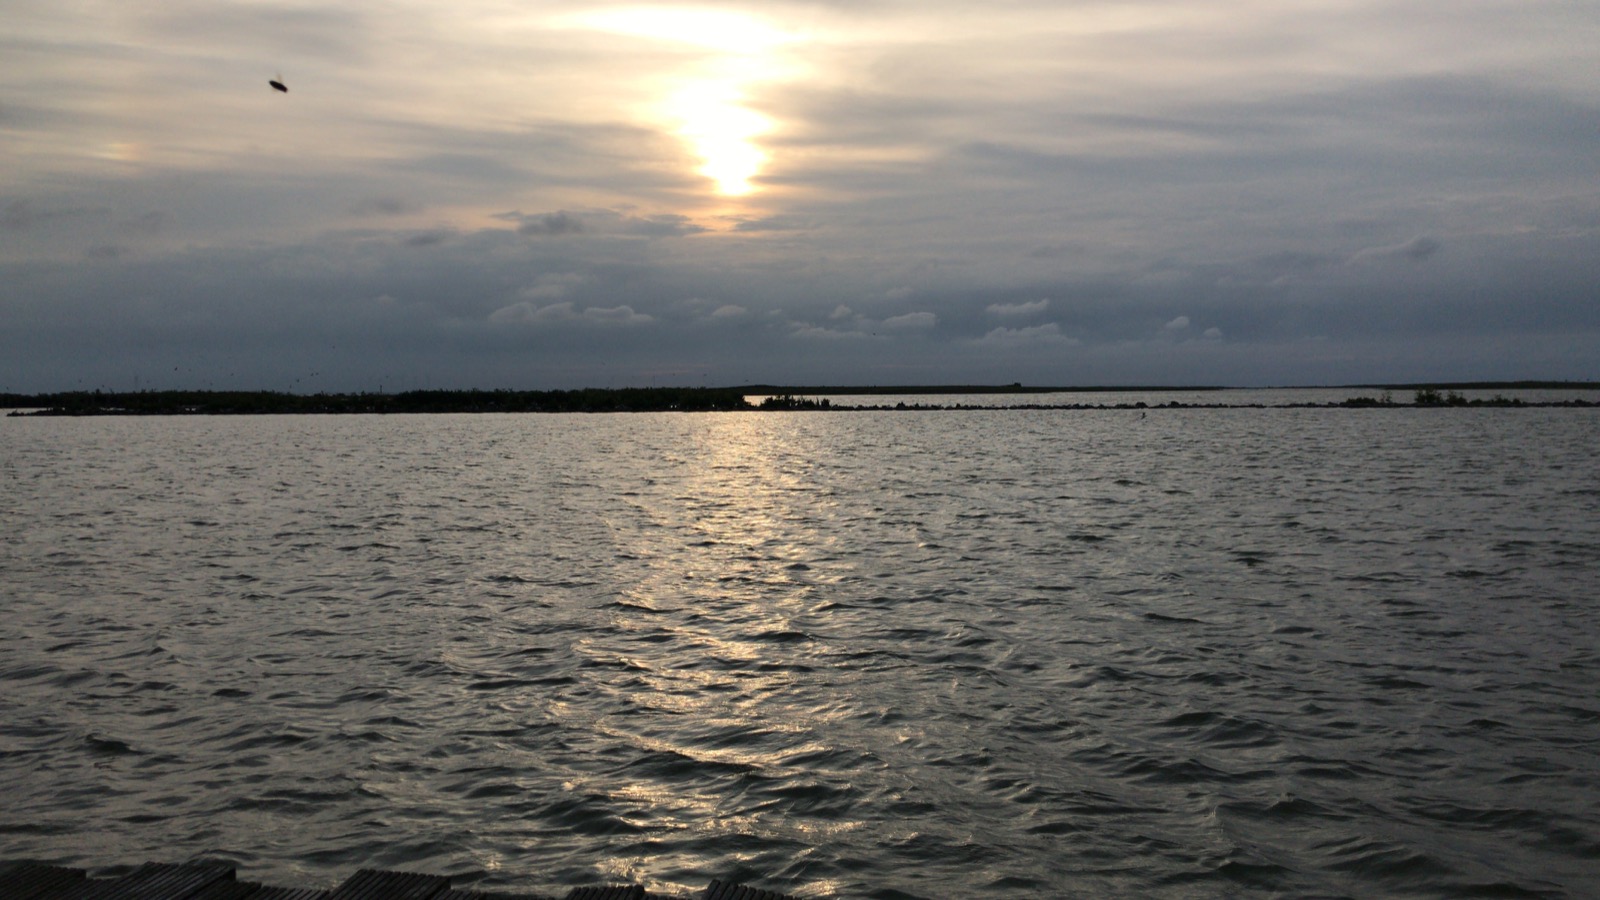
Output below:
[3,404,1598,898]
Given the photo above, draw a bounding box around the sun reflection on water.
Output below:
[564,415,868,868]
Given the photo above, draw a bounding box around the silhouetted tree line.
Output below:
[4,384,1596,415]
[3,388,752,415]
[759,394,830,409]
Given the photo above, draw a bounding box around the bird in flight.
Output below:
[269,78,288,93]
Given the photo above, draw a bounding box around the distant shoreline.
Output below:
[5,383,1598,415]
[737,380,1600,395]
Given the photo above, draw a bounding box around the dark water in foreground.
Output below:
[3,405,1598,898]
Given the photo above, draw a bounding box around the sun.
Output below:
[668,82,771,196]
[566,7,800,197]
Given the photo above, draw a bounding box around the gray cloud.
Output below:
[501,209,708,239]
[1351,236,1442,263]
[976,323,1076,346]
[352,198,420,217]
[489,301,574,325]
[730,214,814,232]
[988,299,1049,317]
[137,4,373,62]
[403,230,451,247]
[584,305,653,325]
[882,311,937,331]
[619,214,707,238]
[2,199,106,231]
[515,211,586,236]
[792,325,871,341]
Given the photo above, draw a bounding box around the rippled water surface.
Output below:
[3,406,1599,898]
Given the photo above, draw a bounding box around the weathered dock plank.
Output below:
[52,862,236,900]
[701,880,794,900]
[561,888,644,900]
[323,869,451,900]
[246,889,330,900]
[187,881,262,900]
[438,883,556,890]
[0,862,89,899]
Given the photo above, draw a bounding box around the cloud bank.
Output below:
[2,0,1597,390]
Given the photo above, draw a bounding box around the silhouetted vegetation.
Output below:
[4,382,1594,416]
[759,394,830,410]
[1410,388,1532,407]
[1339,391,1397,407]
[735,383,1229,395]
[1358,381,1597,391]
[4,387,751,415]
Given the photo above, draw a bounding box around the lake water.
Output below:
[3,399,1599,898]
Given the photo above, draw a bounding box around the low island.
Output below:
[3,382,1596,415]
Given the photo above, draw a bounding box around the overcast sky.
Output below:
[4,0,1598,391]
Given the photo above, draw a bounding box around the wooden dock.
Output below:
[0,861,800,900]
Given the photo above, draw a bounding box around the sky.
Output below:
[4,0,1598,392]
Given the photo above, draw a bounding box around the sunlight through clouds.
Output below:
[668,81,772,196]
[564,7,803,196]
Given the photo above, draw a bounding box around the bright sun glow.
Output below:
[668,82,771,195]
[569,7,800,197]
